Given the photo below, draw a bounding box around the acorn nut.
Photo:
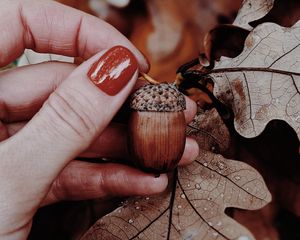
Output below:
[128,83,186,173]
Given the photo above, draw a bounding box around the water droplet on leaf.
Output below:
[235,175,241,180]
[128,219,134,224]
[217,161,225,170]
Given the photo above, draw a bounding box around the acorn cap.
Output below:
[130,83,186,112]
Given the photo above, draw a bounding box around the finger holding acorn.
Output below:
[127,74,192,174]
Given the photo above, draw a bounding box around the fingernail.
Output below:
[87,46,138,95]
[149,174,168,193]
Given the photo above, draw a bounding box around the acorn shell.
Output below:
[128,83,186,173]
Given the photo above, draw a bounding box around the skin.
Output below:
[0,0,199,239]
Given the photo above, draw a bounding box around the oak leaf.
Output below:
[81,150,271,240]
[206,20,300,138]
[234,0,300,30]
[187,108,230,154]
[233,0,274,30]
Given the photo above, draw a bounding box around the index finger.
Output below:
[0,0,149,71]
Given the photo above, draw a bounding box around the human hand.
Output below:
[0,0,199,239]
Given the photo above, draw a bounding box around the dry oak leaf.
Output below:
[233,0,274,30]
[204,21,300,139]
[187,108,230,154]
[234,0,300,30]
[81,150,271,240]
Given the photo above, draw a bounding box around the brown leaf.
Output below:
[203,21,300,139]
[233,0,274,30]
[81,150,271,240]
[187,108,231,154]
[203,25,250,62]
[234,0,300,31]
[249,0,300,28]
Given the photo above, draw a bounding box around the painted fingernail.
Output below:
[87,46,138,95]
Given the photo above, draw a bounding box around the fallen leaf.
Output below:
[187,108,231,154]
[174,3,300,237]
[81,150,271,240]
[203,25,250,62]
[249,0,300,28]
[233,0,274,30]
[188,21,300,139]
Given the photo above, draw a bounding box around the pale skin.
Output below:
[0,0,199,239]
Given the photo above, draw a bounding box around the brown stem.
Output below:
[139,72,160,85]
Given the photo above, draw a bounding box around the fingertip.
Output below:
[178,137,199,166]
[138,50,150,73]
[134,173,168,195]
[148,173,168,193]
[103,165,168,196]
[125,45,149,73]
[184,97,197,123]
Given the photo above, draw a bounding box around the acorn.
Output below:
[128,82,186,173]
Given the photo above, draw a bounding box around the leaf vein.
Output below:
[195,160,267,202]
[268,43,300,68]
[177,178,231,240]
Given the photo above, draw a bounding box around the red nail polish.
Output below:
[87,46,138,95]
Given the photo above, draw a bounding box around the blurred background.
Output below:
[19,0,242,82]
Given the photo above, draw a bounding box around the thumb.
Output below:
[1,46,139,200]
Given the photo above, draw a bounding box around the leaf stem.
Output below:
[167,168,178,239]
[140,72,160,85]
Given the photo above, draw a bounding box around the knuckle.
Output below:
[45,90,98,142]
